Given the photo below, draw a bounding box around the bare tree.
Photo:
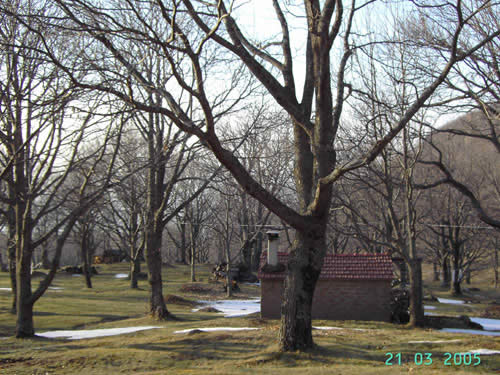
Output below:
[25,0,499,349]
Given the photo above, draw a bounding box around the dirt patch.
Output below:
[482,304,500,319]
[164,294,196,306]
[0,357,33,367]
[424,315,483,330]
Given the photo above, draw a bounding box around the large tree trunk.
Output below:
[279,231,324,351]
[408,259,424,327]
[145,234,171,319]
[16,241,34,337]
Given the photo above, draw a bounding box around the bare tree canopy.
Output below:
[2,0,498,348]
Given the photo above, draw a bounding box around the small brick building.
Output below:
[258,252,393,321]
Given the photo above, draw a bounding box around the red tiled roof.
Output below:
[258,252,393,281]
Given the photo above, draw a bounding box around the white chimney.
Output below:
[266,231,279,266]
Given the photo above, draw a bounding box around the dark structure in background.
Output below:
[259,233,393,321]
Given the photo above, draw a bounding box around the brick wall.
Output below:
[261,279,391,321]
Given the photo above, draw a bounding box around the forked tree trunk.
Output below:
[408,259,424,327]
[279,231,324,351]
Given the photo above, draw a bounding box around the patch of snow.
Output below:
[71,274,82,277]
[424,312,438,316]
[0,287,12,291]
[437,297,465,305]
[49,287,64,290]
[469,317,500,331]
[38,326,162,340]
[115,273,128,279]
[194,298,260,317]
[174,327,260,334]
[441,328,500,336]
[408,339,462,344]
[242,282,260,286]
[466,349,500,355]
[424,306,437,310]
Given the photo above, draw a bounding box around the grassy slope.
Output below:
[0,263,498,374]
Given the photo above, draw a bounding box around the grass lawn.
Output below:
[0,262,498,374]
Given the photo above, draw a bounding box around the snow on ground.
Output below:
[441,328,500,336]
[71,274,82,277]
[174,327,260,334]
[424,306,437,310]
[193,298,260,317]
[0,287,12,291]
[408,339,462,344]
[466,349,500,355]
[469,317,500,331]
[437,297,465,305]
[114,273,128,279]
[38,326,162,340]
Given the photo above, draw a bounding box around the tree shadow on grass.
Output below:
[128,335,263,361]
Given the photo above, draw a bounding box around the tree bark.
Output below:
[82,235,92,289]
[130,253,141,289]
[180,220,187,264]
[15,234,35,337]
[451,248,461,295]
[408,259,424,327]
[145,234,171,319]
[190,227,196,282]
[8,241,17,313]
[441,258,451,287]
[433,262,440,281]
[279,231,324,351]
